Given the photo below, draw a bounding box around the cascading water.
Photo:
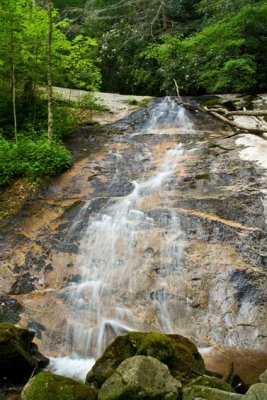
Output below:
[48,97,195,379]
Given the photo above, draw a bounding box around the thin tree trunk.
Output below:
[47,0,53,143]
[161,0,169,31]
[12,57,17,144]
[8,0,18,143]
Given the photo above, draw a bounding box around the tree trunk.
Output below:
[12,57,17,144]
[47,0,53,143]
[8,0,18,143]
[161,0,169,31]
[204,107,267,136]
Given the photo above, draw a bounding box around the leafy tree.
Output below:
[145,0,267,94]
[64,35,101,90]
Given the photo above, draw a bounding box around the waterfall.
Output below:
[48,97,194,380]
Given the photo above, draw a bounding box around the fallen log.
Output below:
[206,107,267,117]
[203,106,267,136]
[226,110,267,117]
[172,80,267,136]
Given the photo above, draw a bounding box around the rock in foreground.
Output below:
[86,331,205,388]
[245,383,267,399]
[0,323,49,385]
[183,385,244,400]
[98,355,181,400]
[187,375,236,393]
[21,371,97,400]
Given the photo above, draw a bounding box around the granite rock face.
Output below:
[0,97,266,371]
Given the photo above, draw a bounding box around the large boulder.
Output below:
[86,331,205,388]
[98,355,181,400]
[187,375,235,393]
[21,371,97,400]
[183,385,244,400]
[245,383,267,399]
[0,323,49,385]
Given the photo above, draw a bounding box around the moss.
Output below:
[167,334,206,384]
[22,372,97,400]
[62,200,84,216]
[194,174,209,180]
[187,376,235,393]
[137,98,152,107]
[86,335,138,387]
[136,332,174,362]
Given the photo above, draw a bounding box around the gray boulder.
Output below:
[187,375,235,393]
[98,355,181,400]
[183,385,245,400]
[245,383,267,399]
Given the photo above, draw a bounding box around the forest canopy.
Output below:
[76,0,267,95]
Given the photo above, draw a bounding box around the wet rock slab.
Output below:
[0,97,266,380]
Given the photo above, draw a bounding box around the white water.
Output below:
[48,97,195,380]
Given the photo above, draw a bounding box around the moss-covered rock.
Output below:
[183,385,244,400]
[187,375,235,393]
[0,323,49,385]
[166,334,205,383]
[136,332,174,362]
[21,371,97,400]
[86,332,205,388]
[86,334,137,388]
[98,355,181,400]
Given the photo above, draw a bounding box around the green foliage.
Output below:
[144,1,267,94]
[77,93,108,112]
[127,96,138,105]
[64,35,101,91]
[0,136,72,186]
[0,0,101,133]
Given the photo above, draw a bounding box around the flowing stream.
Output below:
[48,97,194,379]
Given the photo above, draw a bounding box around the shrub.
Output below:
[0,136,72,186]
